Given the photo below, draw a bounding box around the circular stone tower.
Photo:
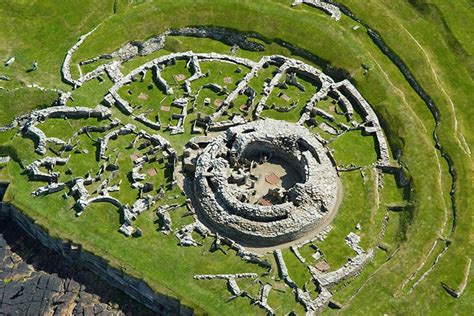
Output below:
[191,119,339,247]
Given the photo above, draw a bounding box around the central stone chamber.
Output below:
[228,140,306,206]
[190,119,340,247]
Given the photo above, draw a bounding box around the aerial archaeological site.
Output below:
[0,1,472,315]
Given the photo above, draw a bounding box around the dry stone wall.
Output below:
[0,25,402,315]
[191,119,339,247]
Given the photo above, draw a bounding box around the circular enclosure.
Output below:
[192,119,339,247]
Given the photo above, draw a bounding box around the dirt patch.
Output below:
[147,168,157,177]
[174,74,186,82]
[265,172,280,185]
[239,104,249,112]
[315,260,330,272]
[138,92,148,100]
[279,93,291,102]
[258,198,273,206]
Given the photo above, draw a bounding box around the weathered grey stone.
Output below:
[134,113,161,130]
[254,283,274,315]
[0,156,11,164]
[194,273,257,297]
[32,183,66,196]
[191,119,338,246]
[331,80,389,166]
[119,223,134,237]
[62,25,101,87]
[5,57,15,66]
[26,156,69,182]
[309,248,374,287]
[292,0,341,21]
[274,249,297,288]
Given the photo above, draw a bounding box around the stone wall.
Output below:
[191,119,339,247]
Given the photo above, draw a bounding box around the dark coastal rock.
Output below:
[0,219,155,315]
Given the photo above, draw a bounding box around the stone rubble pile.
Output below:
[345,231,364,255]
[175,221,210,246]
[156,204,180,234]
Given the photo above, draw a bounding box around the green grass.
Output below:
[0,0,472,314]
[261,74,315,122]
[329,1,474,314]
[317,169,378,267]
[0,88,58,125]
[329,130,378,166]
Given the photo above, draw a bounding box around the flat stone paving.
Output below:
[249,158,301,204]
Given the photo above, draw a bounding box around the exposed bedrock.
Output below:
[0,219,155,315]
[0,203,193,315]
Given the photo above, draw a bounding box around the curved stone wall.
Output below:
[191,119,339,247]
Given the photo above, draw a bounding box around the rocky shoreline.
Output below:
[0,203,193,315]
[0,218,155,315]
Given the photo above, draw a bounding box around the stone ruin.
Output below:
[190,119,339,247]
[193,273,257,297]
[15,103,176,236]
[269,231,373,314]
[0,24,405,315]
[292,0,341,21]
[96,49,390,173]
[58,25,390,170]
[20,105,111,155]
